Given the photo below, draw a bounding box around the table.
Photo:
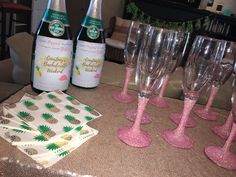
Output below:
[0,82,24,102]
[0,63,235,177]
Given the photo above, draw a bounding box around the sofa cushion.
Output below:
[105,38,125,49]
[110,16,131,42]
[6,32,33,85]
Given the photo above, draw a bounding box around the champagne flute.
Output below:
[150,32,190,108]
[112,21,143,103]
[205,74,236,170]
[194,41,236,121]
[124,29,182,125]
[212,111,236,141]
[161,35,226,149]
[117,26,173,147]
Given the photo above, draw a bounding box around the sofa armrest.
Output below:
[0,59,14,83]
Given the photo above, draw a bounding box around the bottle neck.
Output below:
[47,0,66,13]
[86,0,102,19]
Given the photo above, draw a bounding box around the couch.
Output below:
[0,29,233,111]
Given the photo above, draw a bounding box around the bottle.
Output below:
[72,0,105,88]
[31,0,73,92]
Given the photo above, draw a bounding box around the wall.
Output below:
[206,0,236,15]
[103,0,125,27]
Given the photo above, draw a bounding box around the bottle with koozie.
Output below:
[32,0,73,92]
[72,0,105,88]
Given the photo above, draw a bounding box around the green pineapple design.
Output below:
[66,96,80,105]
[74,126,83,133]
[24,101,39,111]
[63,126,73,133]
[45,103,60,113]
[41,113,58,124]
[58,150,69,157]
[12,129,24,133]
[18,111,34,122]
[38,125,56,138]
[24,148,38,155]
[65,105,80,114]
[34,135,48,142]
[48,94,62,103]
[74,126,88,135]
[84,106,100,116]
[85,116,93,121]
[46,141,68,151]
[64,115,80,124]
[20,122,33,131]
[5,113,14,118]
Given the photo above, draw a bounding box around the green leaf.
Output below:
[12,129,24,133]
[47,143,60,150]
[48,94,57,99]
[75,126,83,132]
[84,106,93,112]
[66,96,75,101]
[63,126,73,132]
[58,150,69,157]
[24,101,34,107]
[45,103,55,109]
[85,116,93,121]
[18,111,30,118]
[64,115,75,121]
[42,113,53,119]
[38,125,51,133]
[34,135,48,141]
[20,124,32,130]
[65,105,74,110]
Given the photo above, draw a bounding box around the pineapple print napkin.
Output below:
[0,91,102,168]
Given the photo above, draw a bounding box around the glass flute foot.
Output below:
[161,129,193,149]
[112,90,135,104]
[212,126,236,141]
[205,146,236,170]
[117,127,151,148]
[149,96,169,108]
[194,108,217,121]
[124,109,152,124]
[169,113,196,128]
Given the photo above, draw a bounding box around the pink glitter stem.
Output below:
[175,98,197,136]
[131,96,149,133]
[121,67,134,96]
[158,75,170,99]
[204,86,219,112]
[222,123,236,152]
[221,111,233,132]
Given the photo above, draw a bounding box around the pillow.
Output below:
[111,16,131,42]
[6,32,33,85]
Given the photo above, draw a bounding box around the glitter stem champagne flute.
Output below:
[161,35,226,149]
[112,21,142,103]
[117,26,173,147]
[150,32,190,108]
[194,42,235,121]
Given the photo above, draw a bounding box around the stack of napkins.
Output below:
[0,91,102,168]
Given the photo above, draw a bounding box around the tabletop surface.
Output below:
[0,62,235,177]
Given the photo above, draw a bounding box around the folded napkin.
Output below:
[0,91,102,168]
